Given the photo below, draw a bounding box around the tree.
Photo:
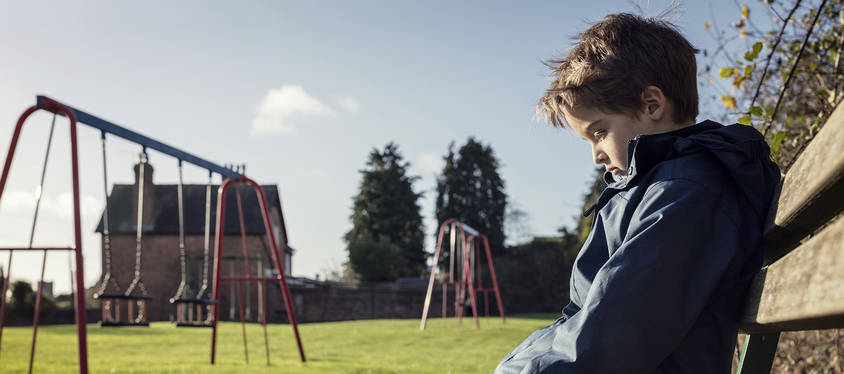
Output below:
[344,142,425,282]
[435,137,507,255]
[347,236,404,282]
[11,280,34,315]
[702,0,844,167]
[504,202,532,246]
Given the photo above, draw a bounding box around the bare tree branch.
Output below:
[763,0,828,137]
[750,0,804,112]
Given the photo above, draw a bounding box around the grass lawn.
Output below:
[0,314,555,373]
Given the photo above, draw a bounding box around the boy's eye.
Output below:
[593,130,607,140]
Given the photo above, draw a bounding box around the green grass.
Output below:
[0,314,555,373]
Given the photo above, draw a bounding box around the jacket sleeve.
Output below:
[495,179,743,374]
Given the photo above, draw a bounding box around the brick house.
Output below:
[93,162,294,322]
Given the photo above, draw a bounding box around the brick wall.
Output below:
[267,282,501,324]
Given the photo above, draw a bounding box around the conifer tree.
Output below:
[344,142,425,282]
[435,137,507,255]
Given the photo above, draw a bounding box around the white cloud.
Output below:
[0,189,102,221]
[337,97,361,113]
[54,192,102,221]
[250,85,336,136]
[418,152,442,175]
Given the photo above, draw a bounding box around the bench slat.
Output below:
[762,103,844,263]
[741,213,844,333]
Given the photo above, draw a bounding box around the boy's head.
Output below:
[540,13,699,177]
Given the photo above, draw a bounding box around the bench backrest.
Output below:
[737,103,844,373]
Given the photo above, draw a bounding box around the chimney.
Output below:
[132,161,156,229]
[133,161,154,186]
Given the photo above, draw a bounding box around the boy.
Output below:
[494,13,780,373]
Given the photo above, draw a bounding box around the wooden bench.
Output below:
[736,104,844,373]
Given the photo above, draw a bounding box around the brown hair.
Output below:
[540,13,699,127]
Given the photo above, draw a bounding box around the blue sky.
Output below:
[0,0,757,293]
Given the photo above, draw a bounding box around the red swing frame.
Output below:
[209,176,306,364]
[0,100,89,373]
[419,218,506,330]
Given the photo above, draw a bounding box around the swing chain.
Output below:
[125,151,148,296]
[195,171,213,300]
[96,131,121,296]
[171,159,192,302]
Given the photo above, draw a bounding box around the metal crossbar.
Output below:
[36,96,237,179]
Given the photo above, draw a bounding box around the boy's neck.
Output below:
[644,118,696,136]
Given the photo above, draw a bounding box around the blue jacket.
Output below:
[494,121,781,373]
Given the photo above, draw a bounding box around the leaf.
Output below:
[749,106,763,117]
[719,67,735,78]
[720,96,737,109]
[771,131,787,156]
[707,76,715,83]
[753,42,763,56]
[744,64,755,78]
[739,30,748,38]
[736,19,745,28]
[738,114,752,125]
[742,5,750,19]
[705,21,711,30]
[764,106,775,118]
[745,42,764,61]
[733,75,746,89]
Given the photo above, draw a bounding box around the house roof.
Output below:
[95,184,289,242]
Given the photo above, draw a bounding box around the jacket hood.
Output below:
[594,120,781,222]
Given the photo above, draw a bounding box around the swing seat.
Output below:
[97,293,153,327]
[171,298,218,327]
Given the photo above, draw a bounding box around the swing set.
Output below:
[420,218,506,330]
[0,95,305,373]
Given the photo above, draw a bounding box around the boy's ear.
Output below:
[640,86,668,121]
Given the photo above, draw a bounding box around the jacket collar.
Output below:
[583,120,723,217]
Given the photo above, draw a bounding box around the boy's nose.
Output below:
[592,146,607,165]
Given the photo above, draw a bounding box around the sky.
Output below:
[0,0,760,294]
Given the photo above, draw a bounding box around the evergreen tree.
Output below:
[344,142,425,282]
[435,137,507,255]
[11,280,35,318]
